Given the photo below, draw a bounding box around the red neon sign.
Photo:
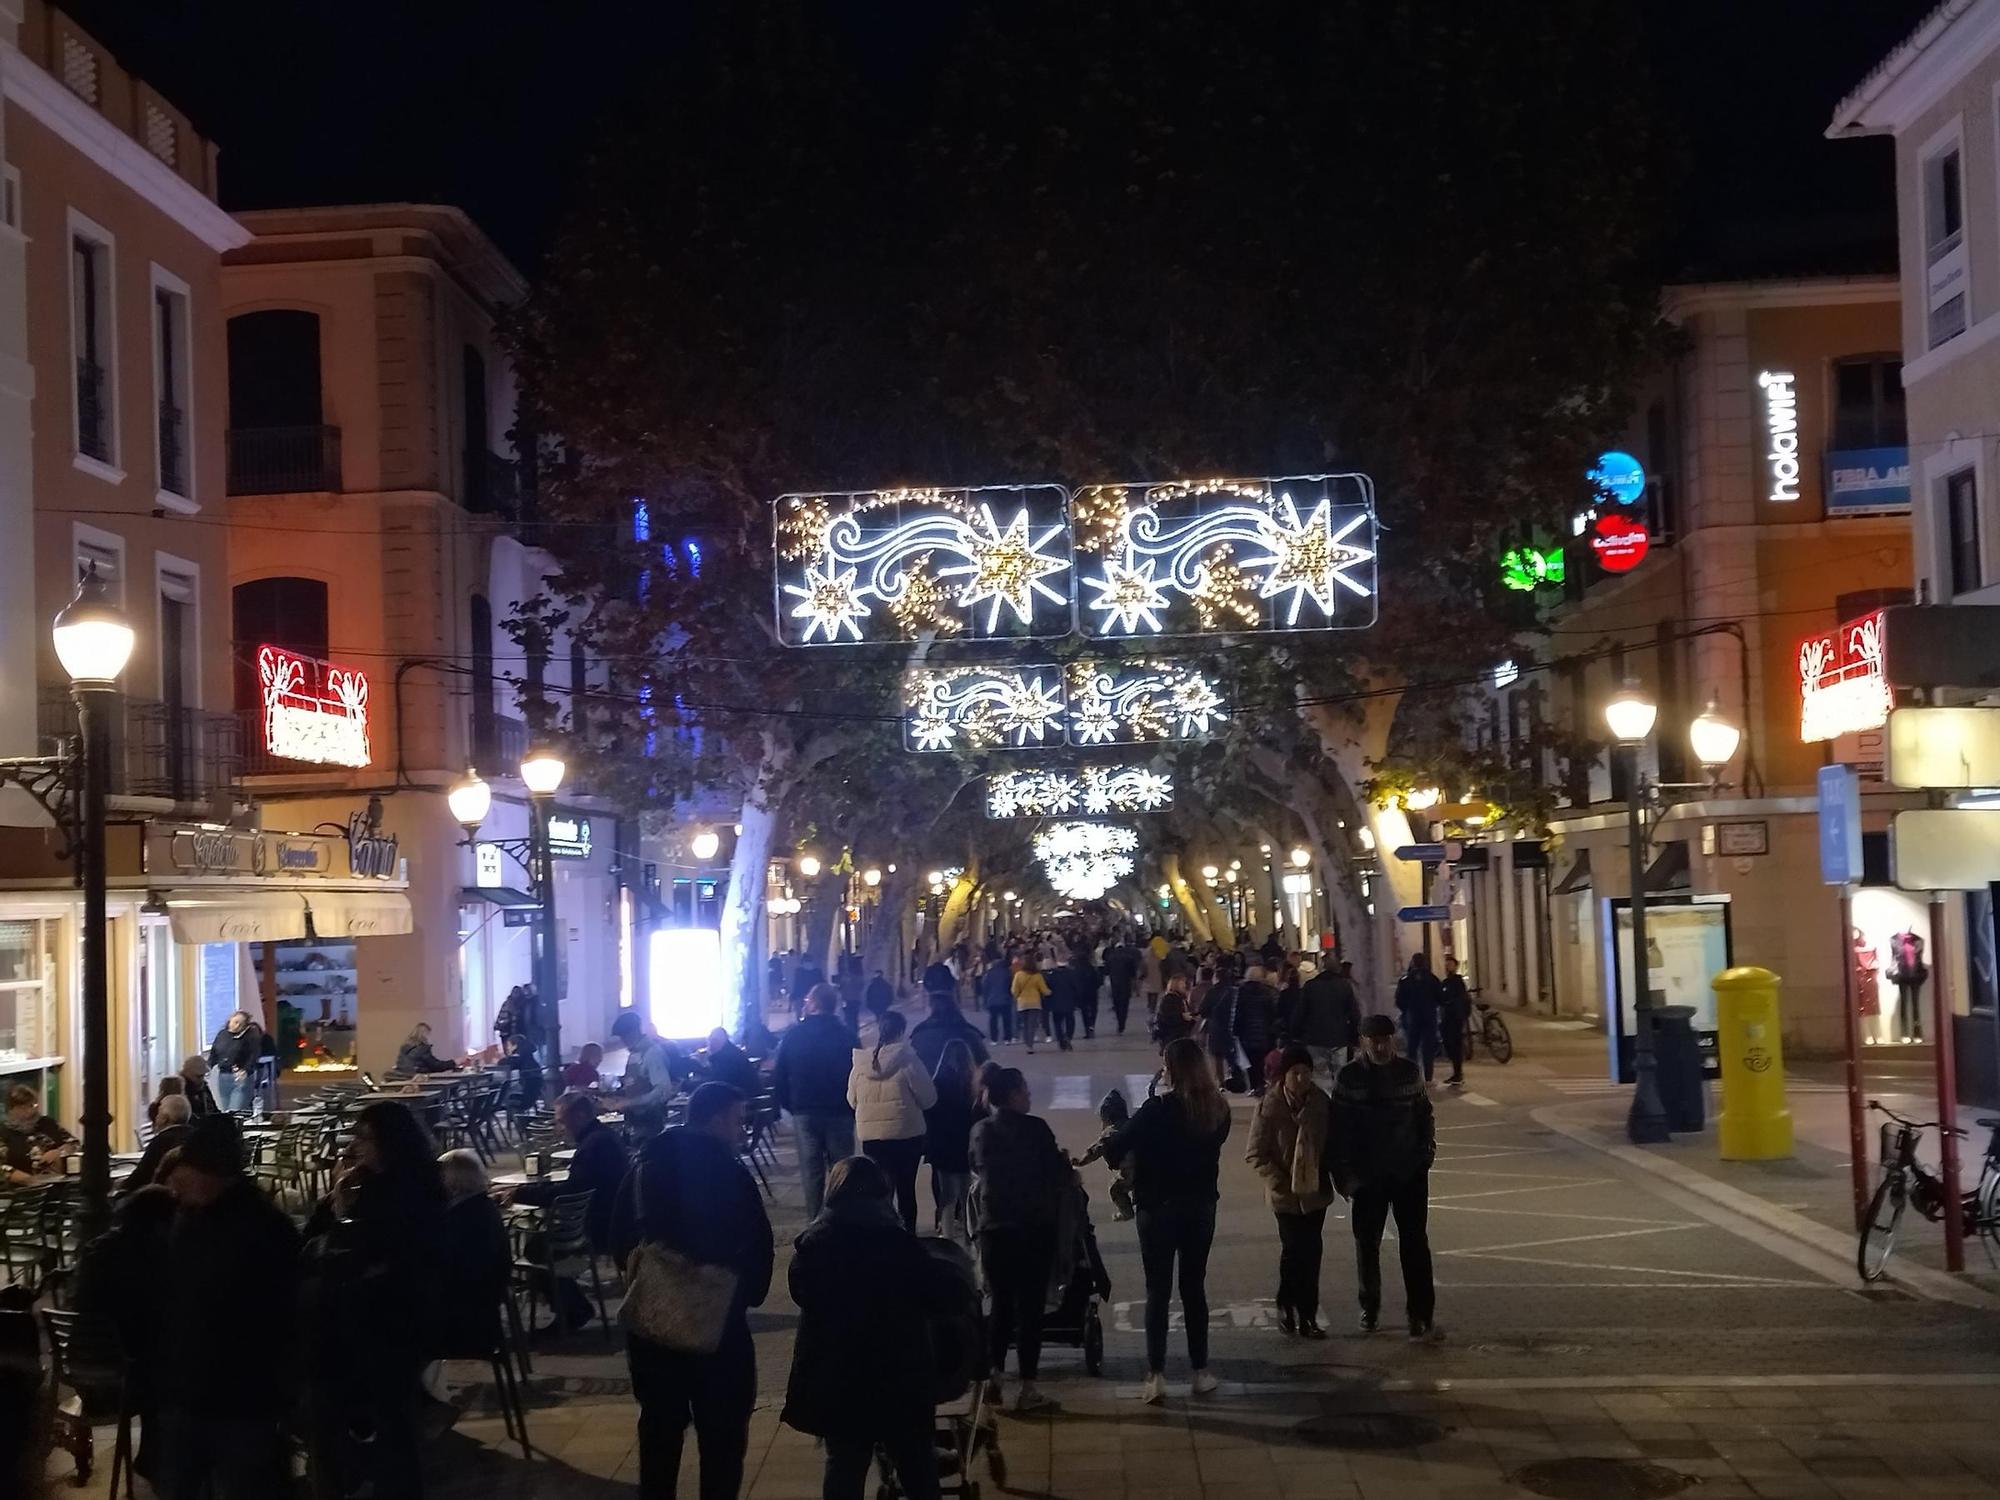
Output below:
[1798,609,1890,744]
[1590,513,1650,573]
[258,646,371,767]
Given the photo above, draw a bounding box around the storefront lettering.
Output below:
[1758,370,1800,502]
[172,829,257,875]
[346,810,400,879]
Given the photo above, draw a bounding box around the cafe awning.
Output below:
[304,888,415,938]
[164,891,310,945]
[460,886,541,910]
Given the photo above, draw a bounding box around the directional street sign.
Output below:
[1392,840,1464,863]
[1397,904,1458,924]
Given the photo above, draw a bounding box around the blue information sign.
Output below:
[1818,764,1863,884]
[1824,447,1910,516]
[1397,905,1454,924]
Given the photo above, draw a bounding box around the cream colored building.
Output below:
[1829,2,2000,1106]
[1459,277,1915,1071]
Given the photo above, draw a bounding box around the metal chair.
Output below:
[543,1192,609,1343]
[0,1185,60,1293]
[39,1306,134,1495]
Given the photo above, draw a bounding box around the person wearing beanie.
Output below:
[1331,1014,1439,1341]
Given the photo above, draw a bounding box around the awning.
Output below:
[1551,849,1591,896]
[305,888,415,938]
[460,886,541,910]
[164,891,310,945]
[1644,840,1691,893]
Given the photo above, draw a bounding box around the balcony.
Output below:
[465,449,521,519]
[227,424,342,496]
[38,688,243,804]
[158,398,187,497]
[76,358,109,462]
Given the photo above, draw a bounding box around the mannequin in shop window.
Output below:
[1886,930,1930,1044]
[1852,929,1881,1030]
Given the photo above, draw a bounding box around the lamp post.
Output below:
[1604,679,1741,1146]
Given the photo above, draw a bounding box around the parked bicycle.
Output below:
[1463,988,1513,1064]
[1855,1102,2000,1282]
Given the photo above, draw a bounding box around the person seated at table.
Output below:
[393,1021,458,1077]
[561,1041,605,1092]
[509,1093,627,1252]
[700,1027,760,1096]
[496,1031,545,1109]
[178,1054,219,1118]
[146,1073,186,1129]
[2,1081,75,1183]
[432,1149,510,1355]
[124,1093,193,1192]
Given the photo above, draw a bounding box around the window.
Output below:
[226,310,332,495]
[158,562,199,797]
[74,529,124,605]
[0,919,59,1062]
[1,166,18,232]
[470,593,496,761]
[1924,135,1968,348]
[69,218,116,468]
[1945,468,1983,596]
[1832,357,1906,449]
[231,577,327,713]
[1645,399,1678,541]
[152,270,192,499]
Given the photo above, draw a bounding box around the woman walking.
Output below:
[1011,954,1051,1054]
[927,1039,979,1242]
[849,1010,936,1231]
[1103,1037,1232,1402]
[968,1067,1070,1412]
[1245,1044,1334,1337]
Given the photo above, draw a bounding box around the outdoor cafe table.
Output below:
[489,1168,569,1190]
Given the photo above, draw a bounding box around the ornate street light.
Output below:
[1604,679,1659,745]
[691,829,721,862]
[798,853,822,879]
[1603,677,1669,1144]
[519,745,567,797]
[862,867,882,887]
[1689,698,1742,776]
[447,768,493,831]
[1289,847,1311,869]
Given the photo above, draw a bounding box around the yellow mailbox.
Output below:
[1714,965,1793,1160]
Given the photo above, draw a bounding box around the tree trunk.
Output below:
[720,773,783,1037]
[861,869,917,994]
[1158,849,1213,942]
[801,869,843,982]
[935,859,981,954]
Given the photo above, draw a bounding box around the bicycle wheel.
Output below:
[1482,1013,1513,1064]
[1976,1168,2000,1268]
[1857,1175,1905,1283]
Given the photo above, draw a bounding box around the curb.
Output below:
[1530,1103,2000,1312]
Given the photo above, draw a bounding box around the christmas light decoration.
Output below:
[775,485,1072,644]
[987,767,1173,818]
[1065,661,1225,745]
[1799,609,1891,744]
[1073,474,1376,638]
[1034,821,1139,900]
[903,666,1067,752]
[258,645,371,767]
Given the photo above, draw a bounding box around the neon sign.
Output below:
[1590,451,1647,506]
[1500,545,1565,592]
[1758,371,1801,502]
[1799,609,1891,743]
[258,646,370,767]
[1589,514,1650,573]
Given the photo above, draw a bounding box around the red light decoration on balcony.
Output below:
[258,645,371,767]
[1798,609,1891,744]
[1589,513,1650,573]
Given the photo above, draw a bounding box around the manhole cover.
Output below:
[1294,1412,1443,1449]
[1511,1457,1695,1499]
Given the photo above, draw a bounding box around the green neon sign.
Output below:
[1500,546,1565,592]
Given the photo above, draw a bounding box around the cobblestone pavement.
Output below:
[55,1012,2000,1498]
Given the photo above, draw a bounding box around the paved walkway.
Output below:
[53,1012,2000,1498]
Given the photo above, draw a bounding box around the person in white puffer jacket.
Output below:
[847,1011,936,1231]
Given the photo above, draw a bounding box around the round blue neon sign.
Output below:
[1590,451,1647,507]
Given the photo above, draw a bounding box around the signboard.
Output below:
[257,645,371,767]
[547,814,593,860]
[1589,451,1647,507]
[1817,764,1863,884]
[1396,904,1460,923]
[1392,842,1463,863]
[1892,809,2000,891]
[1500,545,1565,592]
[1589,513,1650,573]
[1825,447,1910,515]
[1714,821,1769,857]
[146,825,332,880]
[474,843,504,889]
[1756,371,1801,502]
[1886,706,2000,789]
[1606,898,1728,1080]
[1799,609,1890,743]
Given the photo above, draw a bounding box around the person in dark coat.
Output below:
[511,1093,628,1251]
[177,1056,218,1119]
[1153,974,1194,1051]
[432,1150,511,1357]
[783,1156,972,1500]
[864,969,896,1018]
[700,1028,761,1096]
[1289,961,1362,1079]
[123,1093,192,1192]
[392,1022,456,1077]
[1439,956,1473,1086]
[910,991,992,1074]
[1197,972,1241,1087]
[497,1031,545,1108]
[1104,939,1140,1035]
[612,1083,774,1500]
[967,1067,1070,1413]
[924,1040,980,1242]
[206,1011,264,1112]
[1394,952,1445,1083]
[1332,1015,1439,1339]
[981,955,1016,1044]
[72,1184,178,1483]
[1233,968,1280,1095]
[1069,952,1101,1039]
[773,983,860,1222]
[922,957,957,1003]
[2,1082,76,1182]
[1043,961,1079,1051]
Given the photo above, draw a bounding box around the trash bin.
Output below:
[1650,1004,1706,1134]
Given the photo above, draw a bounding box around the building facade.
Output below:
[220,204,629,1075]
[1830,1,2000,1107]
[1458,277,1917,1076]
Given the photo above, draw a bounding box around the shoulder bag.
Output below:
[619,1139,740,1354]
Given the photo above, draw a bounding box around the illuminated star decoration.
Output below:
[1084,557,1172,635]
[1034,821,1140,900]
[986,767,1173,818]
[903,667,1067,752]
[782,561,870,643]
[935,505,1072,633]
[1242,494,1376,627]
[1064,661,1227,746]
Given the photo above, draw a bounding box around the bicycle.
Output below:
[1462,988,1513,1065]
[1855,1102,2000,1282]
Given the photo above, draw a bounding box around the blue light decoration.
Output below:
[774,485,1074,645]
[1071,474,1376,638]
[1588,451,1647,507]
[632,498,650,541]
[683,538,702,575]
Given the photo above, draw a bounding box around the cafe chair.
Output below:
[39,1307,135,1496]
[543,1192,610,1344]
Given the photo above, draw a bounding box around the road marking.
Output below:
[1449,1249,1827,1285]
[1381,1372,2000,1392]
[1048,1075,1093,1111]
[1456,1091,1500,1108]
[1123,1073,1156,1103]
[1439,1222,1705,1257]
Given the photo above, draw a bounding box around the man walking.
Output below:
[1439,956,1472,1086]
[1332,1015,1439,1340]
[773,982,859,1221]
[1394,952,1445,1084]
[1289,959,1362,1081]
[1104,937,1139,1035]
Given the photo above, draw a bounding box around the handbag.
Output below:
[619,1138,740,1354]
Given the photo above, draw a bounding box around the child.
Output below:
[1073,1089,1136,1220]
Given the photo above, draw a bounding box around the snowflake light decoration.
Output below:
[1072,474,1377,638]
[904,667,1066,752]
[986,766,1173,818]
[1065,661,1226,745]
[1034,821,1139,900]
[775,486,1073,645]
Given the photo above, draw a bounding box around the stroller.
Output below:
[877,1237,1005,1499]
[1038,1172,1113,1376]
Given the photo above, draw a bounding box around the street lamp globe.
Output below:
[1688,699,1742,774]
[797,853,822,878]
[1404,786,1442,812]
[1006,891,1018,902]
[1225,869,1238,883]
[446,769,492,831]
[862,867,882,887]
[1200,863,1219,881]
[1290,847,1311,868]
[519,746,567,796]
[51,566,135,686]
[926,870,944,886]
[1603,680,1659,745]
[691,829,721,861]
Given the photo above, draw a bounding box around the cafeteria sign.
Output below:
[548,814,593,860]
[259,645,371,767]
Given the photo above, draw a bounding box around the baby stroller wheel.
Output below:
[1083,1304,1105,1375]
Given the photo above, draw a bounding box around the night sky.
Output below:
[68,0,1934,279]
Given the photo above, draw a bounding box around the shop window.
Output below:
[1831,358,1906,450]
[0,919,58,1062]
